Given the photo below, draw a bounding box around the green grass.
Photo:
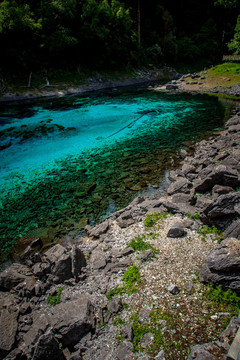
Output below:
[208,63,240,75]
[127,234,159,256]
[144,212,172,228]
[106,264,141,300]
[204,284,240,314]
[197,225,224,243]
[46,287,64,306]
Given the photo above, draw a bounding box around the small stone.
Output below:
[185,280,194,292]
[167,222,185,238]
[168,284,180,295]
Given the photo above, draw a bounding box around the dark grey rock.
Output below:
[71,245,87,281]
[0,263,34,290]
[32,331,64,360]
[203,192,240,219]
[140,249,154,262]
[167,178,192,195]
[23,311,51,348]
[90,249,107,270]
[51,298,96,347]
[85,220,109,238]
[200,238,240,291]
[116,341,133,360]
[187,343,218,359]
[0,309,18,357]
[52,253,72,283]
[194,165,240,192]
[167,222,185,238]
[44,244,66,264]
[224,220,240,240]
[168,284,180,295]
[212,184,234,199]
[117,211,135,228]
[122,325,133,341]
[108,297,123,314]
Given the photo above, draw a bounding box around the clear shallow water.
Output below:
[0,89,232,256]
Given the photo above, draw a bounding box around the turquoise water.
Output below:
[0,89,231,256]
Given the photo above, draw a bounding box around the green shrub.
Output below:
[144,212,171,227]
[205,285,240,311]
[106,264,141,300]
[197,225,224,243]
[47,287,64,306]
[128,234,159,255]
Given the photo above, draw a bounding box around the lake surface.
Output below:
[0,88,232,257]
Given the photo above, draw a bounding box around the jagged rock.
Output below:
[108,297,123,314]
[212,184,234,199]
[90,249,107,270]
[166,84,178,90]
[167,178,192,195]
[168,284,180,295]
[0,309,18,358]
[51,298,96,347]
[194,165,240,192]
[44,244,66,264]
[122,325,133,341]
[167,222,185,238]
[20,238,43,263]
[187,343,218,359]
[23,311,51,348]
[85,220,109,238]
[224,219,240,240]
[0,263,34,290]
[218,316,240,348]
[71,245,86,281]
[203,192,240,219]
[199,238,240,291]
[117,210,135,228]
[141,332,154,348]
[140,249,154,262]
[116,341,133,360]
[32,331,64,360]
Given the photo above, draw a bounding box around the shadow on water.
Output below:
[0,88,236,263]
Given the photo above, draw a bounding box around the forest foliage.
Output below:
[0,0,240,73]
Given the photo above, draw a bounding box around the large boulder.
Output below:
[203,192,240,220]
[194,165,240,192]
[0,309,18,358]
[51,297,96,347]
[32,331,64,360]
[199,238,240,291]
[0,263,35,291]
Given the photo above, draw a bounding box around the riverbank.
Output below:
[0,67,179,103]
[0,100,240,359]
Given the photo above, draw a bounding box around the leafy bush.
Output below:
[106,264,141,300]
[205,285,240,311]
[144,212,171,228]
[47,287,64,306]
[197,225,224,242]
[128,234,159,255]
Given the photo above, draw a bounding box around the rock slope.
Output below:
[0,106,240,360]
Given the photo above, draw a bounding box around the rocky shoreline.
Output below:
[0,97,240,359]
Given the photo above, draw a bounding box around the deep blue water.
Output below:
[0,89,232,256]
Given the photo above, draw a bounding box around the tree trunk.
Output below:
[137,0,141,45]
[27,71,32,88]
[45,69,50,86]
